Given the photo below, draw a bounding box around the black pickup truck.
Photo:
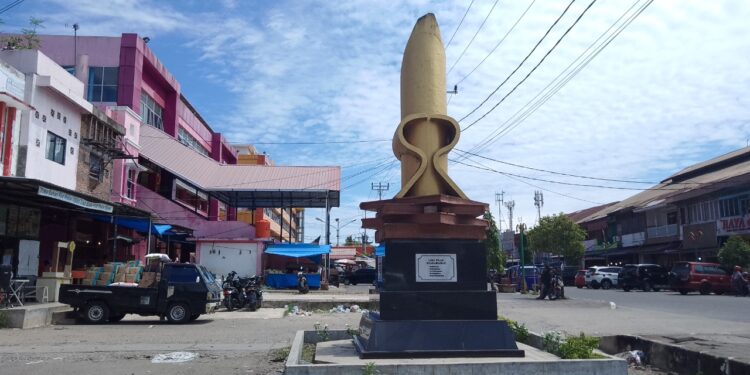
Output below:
[60,263,221,324]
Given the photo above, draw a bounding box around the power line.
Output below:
[247,139,390,145]
[456,157,603,204]
[461,0,598,131]
[461,0,653,156]
[445,0,476,50]
[455,148,659,184]
[447,0,500,75]
[451,158,686,191]
[457,0,576,123]
[0,0,24,15]
[455,0,537,86]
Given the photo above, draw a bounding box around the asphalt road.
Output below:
[564,286,749,322]
[0,309,363,375]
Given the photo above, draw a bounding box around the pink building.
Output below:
[35,34,341,277]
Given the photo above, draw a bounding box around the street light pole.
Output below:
[335,218,340,246]
[518,223,527,294]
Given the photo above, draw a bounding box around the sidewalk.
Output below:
[496,292,750,370]
[263,287,377,310]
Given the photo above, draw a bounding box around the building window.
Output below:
[140,91,164,129]
[62,66,76,76]
[174,178,208,215]
[218,201,228,221]
[125,168,137,200]
[45,131,66,164]
[87,67,118,102]
[719,194,750,218]
[178,127,209,156]
[89,153,103,181]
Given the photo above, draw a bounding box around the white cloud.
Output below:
[21,0,750,236]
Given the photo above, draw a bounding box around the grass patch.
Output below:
[498,316,529,343]
[543,331,601,359]
[269,346,291,362]
[301,343,316,363]
[0,310,7,328]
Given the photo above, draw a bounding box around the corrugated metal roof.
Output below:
[579,153,750,223]
[139,125,340,192]
[665,146,750,181]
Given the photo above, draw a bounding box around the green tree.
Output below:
[527,213,586,264]
[344,235,360,246]
[1,17,44,50]
[718,236,750,270]
[484,212,506,274]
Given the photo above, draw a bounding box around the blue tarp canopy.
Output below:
[265,243,331,258]
[91,215,172,235]
[375,244,385,257]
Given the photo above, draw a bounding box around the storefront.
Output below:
[0,177,152,279]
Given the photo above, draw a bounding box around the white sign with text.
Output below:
[415,254,457,282]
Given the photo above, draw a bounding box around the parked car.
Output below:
[342,268,377,285]
[585,266,621,289]
[561,266,580,286]
[618,264,669,292]
[669,262,732,295]
[574,270,586,288]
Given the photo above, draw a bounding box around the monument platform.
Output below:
[282,330,628,375]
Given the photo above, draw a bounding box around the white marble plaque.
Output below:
[415,254,457,282]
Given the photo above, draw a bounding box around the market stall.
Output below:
[263,243,331,289]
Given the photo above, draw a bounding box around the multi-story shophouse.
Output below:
[233,144,304,243]
[578,147,750,267]
[0,49,150,301]
[35,34,340,278]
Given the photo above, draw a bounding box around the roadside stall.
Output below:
[263,243,331,289]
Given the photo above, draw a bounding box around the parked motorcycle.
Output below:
[222,271,247,311]
[243,275,263,311]
[298,272,309,294]
[548,272,565,300]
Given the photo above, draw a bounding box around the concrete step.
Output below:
[2,303,72,329]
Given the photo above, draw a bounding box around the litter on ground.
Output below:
[151,351,199,363]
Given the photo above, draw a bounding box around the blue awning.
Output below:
[265,243,331,258]
[91,215,172,235]
[375,244,385,257]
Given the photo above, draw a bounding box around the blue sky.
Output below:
[6,0,750,243]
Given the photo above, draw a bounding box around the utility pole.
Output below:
[495,191,505,233]
[518,223,527,293]
[534,191,544,224]
[504,200,515,231]
[371,182,390,200]
[335,218,340,246]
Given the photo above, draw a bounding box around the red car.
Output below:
[575,270,586,288]
[669,262,732,295]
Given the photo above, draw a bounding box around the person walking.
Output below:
[537,265,551,300]
[731,266,747,296]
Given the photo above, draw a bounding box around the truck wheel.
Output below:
[109,314,126,323]
[166,302,191,324]
[83,302,109,324]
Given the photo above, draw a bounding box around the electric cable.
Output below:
[445,0,476,50]
[460,0,653,157]
[461,0,597,131]
[454,0,537,86]
[457,0,576,123]
[447,0,501,75]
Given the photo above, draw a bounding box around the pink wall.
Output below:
[38,35,121,67]
[136,187,255,239]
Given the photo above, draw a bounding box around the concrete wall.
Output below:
[135,187,255,239]
[196,241,261,278]
[107,106,142,206]
[38,35,121,68]
[1,50,87,190]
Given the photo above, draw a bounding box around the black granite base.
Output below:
[354,312,525,358]
[379,290,497,320]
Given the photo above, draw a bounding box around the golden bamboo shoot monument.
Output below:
[355,13,524,358]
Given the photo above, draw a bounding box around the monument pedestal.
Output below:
[357,196,524,358]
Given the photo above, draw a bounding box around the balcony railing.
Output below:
[621,232,645,247]
[647,224,678,238]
